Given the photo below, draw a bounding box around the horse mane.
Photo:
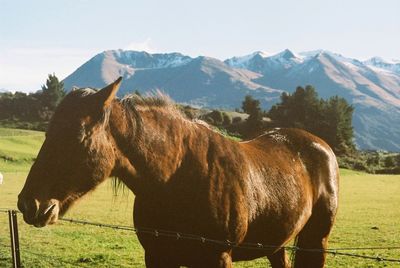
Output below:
[69,87,183,117]
[121,91,173,108]
[120,91,189,122]
[113,91,191,195]
[70,87,98,97]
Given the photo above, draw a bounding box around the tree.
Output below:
[241,95,265,136]
[0,74,66,130]
[322,96,355,154]
[268,86,355,155]
[205,110,224,125]
[268,86,323,132]
[40,74,65,110]
[242,95,263,124]
[242,95,262,121]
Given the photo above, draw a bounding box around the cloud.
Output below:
[124,38,157,53]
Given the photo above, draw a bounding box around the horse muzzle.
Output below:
[17,196,60,227]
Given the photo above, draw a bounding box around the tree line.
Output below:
[0,74,65,130]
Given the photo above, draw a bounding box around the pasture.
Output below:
[0,128,399,267]
[0,128,45,172]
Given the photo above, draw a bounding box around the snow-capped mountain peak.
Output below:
[224,51,270,69]
[267,49,303,65]
[366,57,400,65]
[108,49,193,69]
[253,51,270,58]
[270,49,298,60]
[225,49,304,72]
[364,57,400,74]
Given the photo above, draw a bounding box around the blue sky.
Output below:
[1,0,399,91]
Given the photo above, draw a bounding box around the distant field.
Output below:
[1,128,399,267]
[0,127,45,172]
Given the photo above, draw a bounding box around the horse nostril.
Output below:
[17,196,39,220]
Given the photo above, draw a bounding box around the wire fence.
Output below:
[1,208,400,267]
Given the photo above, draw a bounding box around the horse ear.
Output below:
[95,77,122,108]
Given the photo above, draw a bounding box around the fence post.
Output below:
[8,210,21,268]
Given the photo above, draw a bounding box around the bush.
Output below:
[204,111,233,127]
[232,117,242,124]
[376,167,400,174]
[337,151,400,174]
[384,156,396,168]
[222,113,232,126]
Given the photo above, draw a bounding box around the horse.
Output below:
[18,77,339,268]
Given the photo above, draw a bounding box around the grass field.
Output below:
[0,128,45,172]
[1,128,399,267]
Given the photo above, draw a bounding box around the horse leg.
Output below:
[191,251,233,268]
[218,251,233,268]
[267,247,290,268]
[293,200,336,268]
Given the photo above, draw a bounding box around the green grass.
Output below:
[0,173,141,267]
[1,128,399,267]
[0,127,45,172]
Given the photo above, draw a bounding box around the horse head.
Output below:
[18,77,122,227]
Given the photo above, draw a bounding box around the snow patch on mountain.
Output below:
[364,57,400,74]
[111,49,193,69]
[269,49,303,63]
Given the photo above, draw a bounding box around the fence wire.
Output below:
[0,208,11,213]
[60,216,400,263]
[1,209,400,265]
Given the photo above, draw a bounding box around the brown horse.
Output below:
[18,78,339,268]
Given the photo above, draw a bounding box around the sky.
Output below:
[1,0,399,91]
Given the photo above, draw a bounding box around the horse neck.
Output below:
[109,101,192,184]
[135,106,192,181]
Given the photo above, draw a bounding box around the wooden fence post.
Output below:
[8,210,21,268]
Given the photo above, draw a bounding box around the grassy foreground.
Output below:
[1,129,399,267]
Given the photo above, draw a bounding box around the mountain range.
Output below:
[63,49,400,151]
